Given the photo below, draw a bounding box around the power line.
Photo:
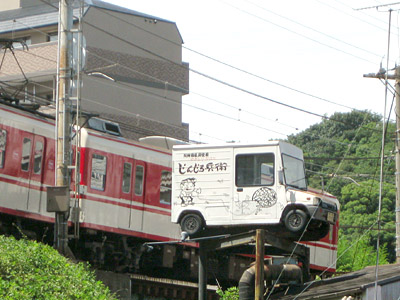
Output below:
[96,7,360,113]
[220,0,378,65]
[242,0,384,59]
[11,8,301,134]
[10,0,392,137]
[317,0,394,33]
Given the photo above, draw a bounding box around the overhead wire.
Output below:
[18,0,393,138]
[242,0,384,60]
[317,0,395,34]
[4,2,398,296]
[10,7,300,135]
[220,0,378,65]
[95,7,360,113]
[80,11,393,135]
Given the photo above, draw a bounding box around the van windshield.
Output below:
[282,154,307,190]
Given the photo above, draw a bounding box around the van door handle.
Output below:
[237,188,243,192]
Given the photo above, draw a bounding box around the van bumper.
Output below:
[306,202,337,224]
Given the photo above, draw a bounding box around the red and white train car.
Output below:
[0,101,339,280]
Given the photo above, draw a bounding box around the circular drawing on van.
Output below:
[252,187,277,214]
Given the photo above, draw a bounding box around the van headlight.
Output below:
[313,197,321,206]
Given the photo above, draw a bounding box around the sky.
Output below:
[104,0,400,144]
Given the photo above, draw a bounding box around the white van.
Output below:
[171,141,339,237]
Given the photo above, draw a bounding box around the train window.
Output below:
[134,165,144,196]
[21,138,32,172]
[90,154,107,191]
[160,171,172,205]
[0,129,6,168]
[33,141,43,174]
[122,162,132,193]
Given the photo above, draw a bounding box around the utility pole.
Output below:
[55,0,73,255]
[364,67,400,263]
[255,229,265,300]
[395,67,400,263]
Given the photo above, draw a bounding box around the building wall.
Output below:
[0,1,189,141]
[0,0,59,11]
[0,0,20,11]
[81,6,188,134]
[82,76,183,127]
[83,7,183,62]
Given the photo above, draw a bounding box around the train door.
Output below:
[233,147,279,222]
[118,158,135,229]
[130,161,145,231]
[27,135,45,212]
[17,133,45,212]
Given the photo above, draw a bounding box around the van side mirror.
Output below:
[278,170,284,185]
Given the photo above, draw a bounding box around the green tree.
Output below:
[340,180,396,261]
[287,110,397,265]
[336,230,389,272]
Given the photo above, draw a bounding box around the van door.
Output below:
[233,148,279,222]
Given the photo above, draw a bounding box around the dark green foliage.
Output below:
[0,235,116,300]
[287,110,396,269]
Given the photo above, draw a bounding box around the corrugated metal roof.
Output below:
[274,264,400,300]
[0,0,174,34]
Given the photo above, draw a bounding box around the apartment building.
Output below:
[0,0,189,140]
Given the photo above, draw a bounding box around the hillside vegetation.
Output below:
[287,110,394,271]
[0,235,116,300]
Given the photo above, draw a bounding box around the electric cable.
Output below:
[242,0,384,59]
[220,0,378,65]
[12,1,392,137]
[95,7,361,113]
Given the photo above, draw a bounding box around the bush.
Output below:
[0,235,116,300]
[216,287,239,300]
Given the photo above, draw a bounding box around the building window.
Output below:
[122,162,132,193]
[236,153,274,187]
[33,141,43,174]
[134,165,144,196]
[90,154,107,191]
[21,137,32,172]
[0,129,6,168]
[160,170,172,205]
[47,32,58,42]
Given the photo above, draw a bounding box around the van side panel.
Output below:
[172,147,233,225]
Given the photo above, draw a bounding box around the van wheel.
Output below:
[180,214,203,236]
[284,210,307,233]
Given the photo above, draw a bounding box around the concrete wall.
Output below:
[0,0,20,11]
[82,75,183,127]
[81,6,187,131]
[83,7,182,62]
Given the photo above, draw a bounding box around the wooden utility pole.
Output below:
[55,0,73,254]
[364,67,400,263]
[255,229,265,300]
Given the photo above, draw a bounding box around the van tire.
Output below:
[284,209,307,233]
[180,214,203,236]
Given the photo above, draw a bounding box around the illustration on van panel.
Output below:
[179,178,202,206]
[252,187,277,214]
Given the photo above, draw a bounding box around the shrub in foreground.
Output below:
[0,235,116,300]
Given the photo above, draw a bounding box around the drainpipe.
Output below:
[238,264,303,300]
